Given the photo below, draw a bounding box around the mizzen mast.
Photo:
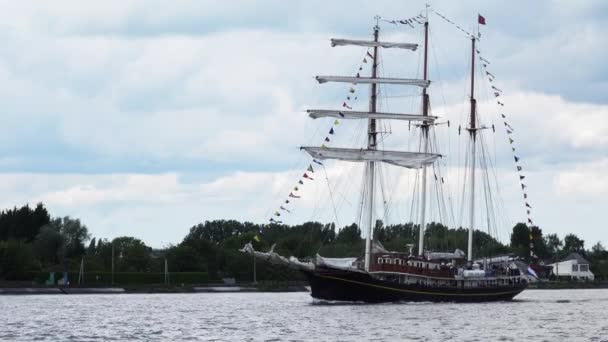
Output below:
[467,36,477,263]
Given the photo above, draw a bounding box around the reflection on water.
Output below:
[1,289,607,341]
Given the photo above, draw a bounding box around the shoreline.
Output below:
[0,285,310,295]
[2,282,607,295]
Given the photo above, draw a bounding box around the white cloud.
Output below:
[554,159,608,199]
[0,1,606,248]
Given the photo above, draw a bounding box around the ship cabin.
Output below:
[369,249,526,288]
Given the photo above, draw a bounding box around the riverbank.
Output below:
[528,281,608,289]
[0,282,310,295]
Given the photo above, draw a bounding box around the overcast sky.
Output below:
[0,0,606,248]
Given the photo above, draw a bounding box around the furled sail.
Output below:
[316,76,430,88]
[307,109,437,122]
[330,38,418,51]
[301,147,440,168]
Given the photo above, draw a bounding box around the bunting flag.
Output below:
[479,36,539,242]
[253,234,261,242]
[274,212,281,217]
[267,47,372,226]
[480,56,490,64]
[382,14,426,29]
[432,11,474,38]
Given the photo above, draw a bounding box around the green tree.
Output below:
[33,224,65,265]
[591,241,605,256]
[510,223,530,258]
[335,223,361,244]
[58,217,91,259]
[0,240,38,279]
[563,234,584,254]
[112,237,152,272]
[544,233,562,260]
[166,245,204,272]
[529,226,548,259]
[87,237,97,255]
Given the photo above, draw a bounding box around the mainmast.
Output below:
[303,19,440,272]
[467,36,477,263]
[417,19,430,257]
[364,24,380,272]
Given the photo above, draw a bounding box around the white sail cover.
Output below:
[240,243,315,271]
[425,249,466,260]
[301,147,440,169]
[316,76,430,88]
[307,109,436,122]
[330,38,418,51]
[315,255,359,270]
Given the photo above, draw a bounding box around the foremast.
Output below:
[417,19,430,257]
[364,24,380,271]
[301,20,440,273]
[467,36,477,263]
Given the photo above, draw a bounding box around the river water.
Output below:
[1,289,607,341]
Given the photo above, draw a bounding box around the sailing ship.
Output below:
[242,13,528,303]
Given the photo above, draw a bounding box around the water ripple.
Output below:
[0,289,607,341]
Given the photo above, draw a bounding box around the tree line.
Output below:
[1,203,607,283]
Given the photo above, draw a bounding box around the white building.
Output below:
[548,253,595,281]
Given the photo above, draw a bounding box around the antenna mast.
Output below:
[364,20,380,272]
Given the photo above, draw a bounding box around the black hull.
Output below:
[303,267,527,303]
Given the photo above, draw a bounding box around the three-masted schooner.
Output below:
[242,13,528,303]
